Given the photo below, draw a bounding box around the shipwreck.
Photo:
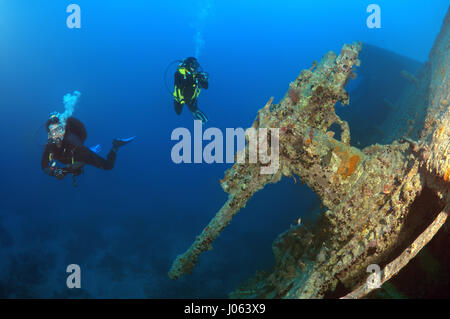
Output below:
[169,8,449,298]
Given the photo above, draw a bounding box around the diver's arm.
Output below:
[198,72,209,89]
[41,145,67,180]
[173,71,185,103]
[174,71,183,87]
[41,144,55,176]
[41,145,51,171]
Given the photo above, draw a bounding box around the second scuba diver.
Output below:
[173,57,209,123]
[41,114,135,184]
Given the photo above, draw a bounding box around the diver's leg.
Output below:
[174,101,183,115]
[187,99,198,113]
[188,100,208,123]
[75,146,116,170]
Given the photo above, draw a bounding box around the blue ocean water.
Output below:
[0,0,447,298]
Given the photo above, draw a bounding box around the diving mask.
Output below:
[48,123,65,144]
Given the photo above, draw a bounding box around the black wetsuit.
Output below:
[173,68,208,115]
[41,117,116,179]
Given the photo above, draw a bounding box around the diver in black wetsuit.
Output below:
[173,57,209,123]
[41,115,134,181]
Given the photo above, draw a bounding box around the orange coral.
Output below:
[444,167,450,182]
[334,146,360,179]
[305,128,314,145]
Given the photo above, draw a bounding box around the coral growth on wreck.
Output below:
[333,146,360,180]
[288,87,301,105]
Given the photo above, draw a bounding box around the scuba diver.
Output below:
[41,114,135,183]
[173,57,209,123]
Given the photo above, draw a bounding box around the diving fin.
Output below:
[192,109,208,124]
[113,136,136,149]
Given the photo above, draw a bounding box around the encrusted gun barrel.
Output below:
[169,42,364,280]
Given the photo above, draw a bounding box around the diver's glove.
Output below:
[198,71,208,81]
[53,168,67,180]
